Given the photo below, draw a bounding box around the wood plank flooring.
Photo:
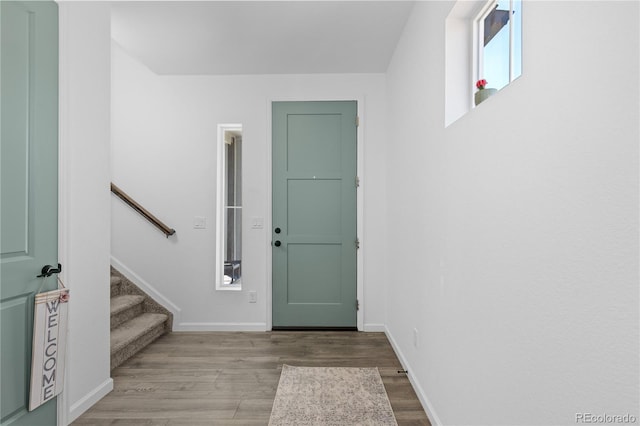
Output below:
[72,331,430,426]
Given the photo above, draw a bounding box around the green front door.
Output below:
[1,1,59,425]
[272,101,357,329]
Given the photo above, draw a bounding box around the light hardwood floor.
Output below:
[72,331,431,425]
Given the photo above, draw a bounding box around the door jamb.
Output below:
[265,97,365,331]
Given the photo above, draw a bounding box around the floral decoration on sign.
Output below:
[59,291,70,303]
[476,79,488,90]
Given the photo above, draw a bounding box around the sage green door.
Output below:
[272,101,357,329]
[1,1,59,425]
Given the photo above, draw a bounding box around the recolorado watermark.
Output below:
[576,413,637,424]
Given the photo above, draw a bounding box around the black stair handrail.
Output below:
[111,182,176,238]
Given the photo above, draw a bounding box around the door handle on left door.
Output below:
[37,263,62,278]
[274,241,281,247]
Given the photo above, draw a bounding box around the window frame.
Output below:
[474,0,520,94]
[215,123,243,291]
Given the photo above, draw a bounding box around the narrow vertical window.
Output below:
[476,0,522,92]
[216,124,242,290]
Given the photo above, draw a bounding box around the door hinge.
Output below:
[355,176,360,188]
[356,299,360,311]
[355,116,360,127]
[355,238,360,250]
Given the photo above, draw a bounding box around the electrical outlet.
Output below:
[248,291,257,303]
[413,328,419,348]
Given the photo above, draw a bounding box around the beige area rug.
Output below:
[268,365,398,426]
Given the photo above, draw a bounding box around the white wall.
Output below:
[385,1,639,425]
[111,43,389,331]
[58,2,112,424]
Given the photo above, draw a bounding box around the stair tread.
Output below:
[110,295,145,315]
[111,313,167,354]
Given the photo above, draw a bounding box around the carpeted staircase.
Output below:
[110,267,173,370]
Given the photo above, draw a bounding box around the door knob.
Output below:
[274,240,281,247]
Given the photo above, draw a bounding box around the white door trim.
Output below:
[265,96,365,331]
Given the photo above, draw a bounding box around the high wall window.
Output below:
[445,0,523,125]
[216,124,242,290]
[476,0,522,92]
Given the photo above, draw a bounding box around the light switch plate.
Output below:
[194,216,206,229]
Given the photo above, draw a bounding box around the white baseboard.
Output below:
[176,322,268,332]
[110,256,182,325]
[363,323,386,332]
[67,378,113,424]
[178,323,384,332]
[384,326,442,426]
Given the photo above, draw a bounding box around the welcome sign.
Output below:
[29,287,69,411]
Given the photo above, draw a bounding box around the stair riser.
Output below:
[111,303,143,330]
[111,323,166,370]
[110,270,173,331]
[110,277,122,298]
[110,266,173,372]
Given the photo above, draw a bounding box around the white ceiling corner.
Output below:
[110,1,415,75]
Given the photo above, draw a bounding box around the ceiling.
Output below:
[111,1,415,75]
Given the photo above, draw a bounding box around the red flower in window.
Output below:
[476,79,488,90]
